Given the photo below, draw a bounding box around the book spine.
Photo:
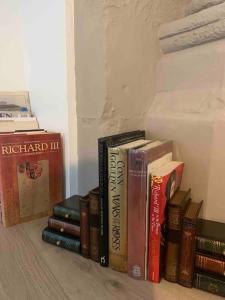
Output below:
[196,236,225,258]
[98,139,109,266]
[42,228,81,253]
[165,240,180,282]
[80,198,90,258]
[108,147,128,272]
[194,273,225,297]
[53,206,80,223]
[178,221,196,287]
[195,253,225,277]
[148,177,164,283]
[48,217,80,237]
[128,151,147,280]
[90,192,100,262]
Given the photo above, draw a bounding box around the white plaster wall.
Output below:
[0,0,25,90]
[20,0,78,196]
[75,0,187,194]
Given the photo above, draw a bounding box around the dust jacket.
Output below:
[0,131,63,227]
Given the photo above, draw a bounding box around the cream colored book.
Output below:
[108,139,151,272]
[0,117,39,132]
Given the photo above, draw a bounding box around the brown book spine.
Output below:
[48,217,80,237]
[179,222,196,287]
[195,253,225,277]
[80,196,90,258]
[89,187,100,262]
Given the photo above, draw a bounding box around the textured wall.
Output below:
[75,0,187,194]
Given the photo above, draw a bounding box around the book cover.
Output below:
[98,130,145,266]
[108,139,150,273]
[148,161,184,283]
[53,195,81,223]
[196,219,225,258]
[42,227,81,254]
[89,187,100,262]
[80,194,90,258]
[0,132,63,227]
[127,140,173,280]
[165,189,191,282]
[178,201,203,287]
[194,272,225,298]
[195,252,225,277]
[48,216,80,237]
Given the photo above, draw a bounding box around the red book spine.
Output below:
[48,217,80,237]
[80,196,90,258]
[148,177,165,282]
[195,253,225,277]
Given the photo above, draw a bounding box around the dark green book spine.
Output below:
[194,272,225,297]
[196,237,225,258]
[98,130,145,267]
[53,206,80,222]
[42,228,81,253]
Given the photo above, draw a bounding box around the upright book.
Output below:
[0,131,63,227]
[178,200,203,287]
[80,194,90,258]
[108,139,150,272]
[165,189,191,282]
[148,161,184,283]
[89,187,100,262]
[98,130,145,266]
[127,140,173,280]
[196,218,225,258]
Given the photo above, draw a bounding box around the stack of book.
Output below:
[193,219,225,297]
[42,187,101,262]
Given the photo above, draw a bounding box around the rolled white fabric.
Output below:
[160,18,225,54]
[186,0,225,15]
[159,2,225,39]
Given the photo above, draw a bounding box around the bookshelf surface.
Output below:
[0,218,222,300]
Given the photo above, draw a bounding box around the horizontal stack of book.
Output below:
[42,187,101,262]
[193,219,225,297]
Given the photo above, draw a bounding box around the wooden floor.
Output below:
[0,218,222,300]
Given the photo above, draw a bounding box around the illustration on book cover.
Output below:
[17,160,50,218]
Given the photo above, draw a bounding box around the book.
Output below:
[127,140,173,280]
[0,117,39,132]
[108,139,150,272]
[98,130,145,266]
[195,252,225,277]
[53,195,81,223]
[0,91,31,116]
[42,227,81,254]
[178,201,203,287]
[194,272,225,298]
[89,187,100,262]
[196,218,225,258]
[0,131,63,227]
[148,161,184,283]
[165,189,191,282]
[48,216,80,237]
[80,195,90,258]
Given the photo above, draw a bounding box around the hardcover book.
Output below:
[48,216,80,237]
[80,195,90,258]
[148,161,184,283]
[195,252,225,277]
[127,140,173,280]
[42,227,81,254]
[108,139,150,273]
[165,189,191,282]
[89,187,100,262]
[0,131,63,227]
[53,195,81,223]
[178,200,203,287]
[98,130,145,266]
[196,218,225,258]
[194,272,225,298]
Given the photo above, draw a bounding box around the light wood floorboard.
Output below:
[0,218,222,300]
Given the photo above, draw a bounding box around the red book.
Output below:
[148,161,184,283]
[0,131,63,227]
[128,141,173,280]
